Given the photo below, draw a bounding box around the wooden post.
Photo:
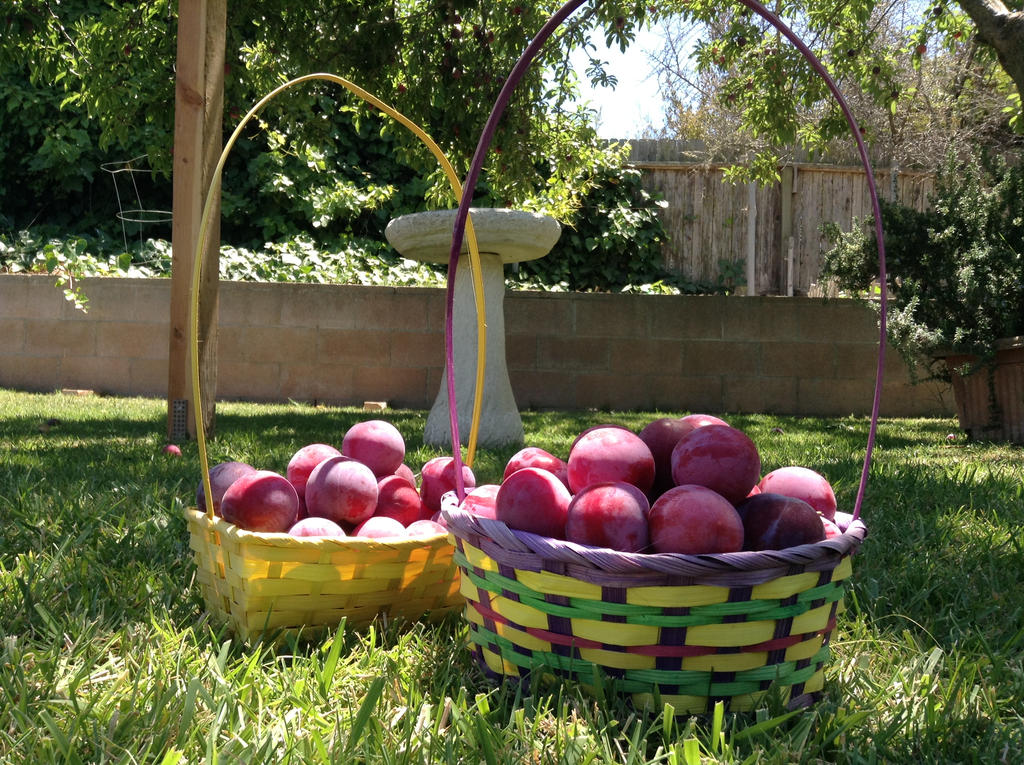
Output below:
[779,165,795,297]
[169,0,226,440]
[745,181,757,296]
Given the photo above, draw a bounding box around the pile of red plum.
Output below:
[196,413,844,553]
[196,419,471,540]
[471,413,843,555]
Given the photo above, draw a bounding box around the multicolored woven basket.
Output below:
[186,509,462,641]
[435,0,888,713]
[444,509,866,713]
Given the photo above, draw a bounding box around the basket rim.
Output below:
[442,508,865,577]
[185,507,451,550]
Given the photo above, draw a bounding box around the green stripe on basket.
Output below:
[457,553,846,627]
[469,623,829,697]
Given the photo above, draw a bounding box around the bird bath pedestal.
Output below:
[385,208,561,448]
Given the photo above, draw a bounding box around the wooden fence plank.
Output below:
[634,155,933,296]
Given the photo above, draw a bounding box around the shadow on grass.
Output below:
[850,457,1024,653]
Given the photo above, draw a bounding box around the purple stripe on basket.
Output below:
[497,562,518,580]
[728,585,754,602]
[656,626,688,670]
[510,642,536,660]
[497,563,523,602]
[766,614,795,666]
[655,654,683,672]
[722,585,754,623]
[547,593,572,608]
[547,614,573,637]
[821,600,841,647]
[473,585,500,637]
[772,615,794,642]
[550,643,574,661]
[602,586,627,603]
[600,587,628,623]
[630,643,717,659]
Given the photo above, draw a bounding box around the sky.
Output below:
[569,26,666,139]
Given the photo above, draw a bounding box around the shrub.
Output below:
[823,152,1024,381]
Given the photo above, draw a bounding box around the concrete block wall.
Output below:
[505,292,954,417]
[0,275,953,418]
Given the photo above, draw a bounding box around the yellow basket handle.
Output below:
[190,73,488,519]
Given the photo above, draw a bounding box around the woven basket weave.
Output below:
[444,508,866,713]
[181,74,479,641]
[433,0,886,714]
[186,508,462,641]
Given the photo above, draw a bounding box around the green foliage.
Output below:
[0,228,450,292]
[1,1,658,232]
[215,237,448,287]
[654,0,1022,182]
[823,153,1024,380]
[217,103,429,245]
[0,2,177,230]
[1,0,678,304]
[0,228,173,312]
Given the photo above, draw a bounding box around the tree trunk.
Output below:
[957,0,1024,107]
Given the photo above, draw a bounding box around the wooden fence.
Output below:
[628,139,935,295]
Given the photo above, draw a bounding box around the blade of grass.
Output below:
[344,676,385,754]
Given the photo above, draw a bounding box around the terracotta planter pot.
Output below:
[938,337,1024,444]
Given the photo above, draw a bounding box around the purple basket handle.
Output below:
[444,0,887,522]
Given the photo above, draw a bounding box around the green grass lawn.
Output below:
[2,388,1023,763]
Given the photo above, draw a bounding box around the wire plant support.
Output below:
[101,155,172,252]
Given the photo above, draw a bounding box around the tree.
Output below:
[1,1,660,237]
[958,0,1024,119]
[645,0,1022,178]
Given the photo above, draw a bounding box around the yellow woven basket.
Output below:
[182,73,483,640]
[186,509,462,641]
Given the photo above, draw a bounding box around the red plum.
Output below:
[197,460,256,516]
[670,425,761,505]
[420,456,476,514]
[567,426,655,495]
[737,493,827,550]
[374,474,424,526]
[289,516,347,538]
[495,467,571,539]
[342,419,406,477]
[565,482,650,552]
[648,484,744,554]
[305,456,379,526]
[757,466,837,520]
[220,470,299,533]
